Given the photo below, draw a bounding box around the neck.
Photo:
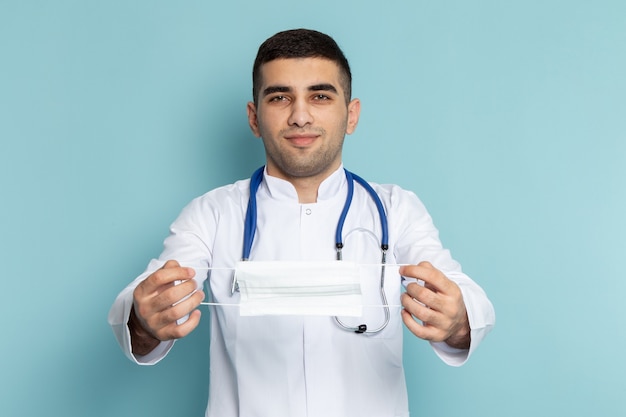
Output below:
[265,165,340,204]
[289,176,322,203]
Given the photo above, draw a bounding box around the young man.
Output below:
[109,29,495,417]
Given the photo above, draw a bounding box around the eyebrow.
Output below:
[262,83,339,97]
[309,83,338,94]
[262,85,291,97]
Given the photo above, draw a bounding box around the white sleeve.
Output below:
[388,186,496,365]
[107,194,216,364]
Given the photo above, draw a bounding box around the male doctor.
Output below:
[109,28,495,417]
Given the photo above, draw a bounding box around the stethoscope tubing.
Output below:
[238,166,391,334]
[242,166,264,261]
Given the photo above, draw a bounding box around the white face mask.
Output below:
[234,260,363,317]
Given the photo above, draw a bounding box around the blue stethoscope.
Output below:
[233,166,391,334]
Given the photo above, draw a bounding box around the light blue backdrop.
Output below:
[1,1,624,416]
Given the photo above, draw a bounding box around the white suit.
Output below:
[109,166,495,417]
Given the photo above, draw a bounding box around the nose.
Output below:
[287,99,313,128]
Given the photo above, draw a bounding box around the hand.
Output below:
[129,260,205,354]
[400,261,470,349]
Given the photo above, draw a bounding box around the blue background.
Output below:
[1,1,624,416]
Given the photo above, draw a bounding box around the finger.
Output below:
[401,291,457,338]
[401,292,441,326]
[150,279,202,313]
[145,289,205,334]
[400,309,447,342]
[158,289,205,327]
[400,262,453,294]
[400,262,441,289]
[162,259,181,269]
[140,262,195,294]
[155,261,196,286]
[154,309,203,341]
[402,285,469,345]
[404,282,445,312]
[404,280,465,327]
[133,266,198,325]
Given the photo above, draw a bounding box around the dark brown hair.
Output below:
[252,29,352,104]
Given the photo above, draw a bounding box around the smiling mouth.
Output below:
[284,133,319,147]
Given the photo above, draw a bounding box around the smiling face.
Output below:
[247,58,360,185]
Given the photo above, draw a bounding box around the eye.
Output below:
[312,94,332,101]
[268,95,288,103]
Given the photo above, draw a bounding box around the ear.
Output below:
[247,101,261,137]
[346,98,361,135]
